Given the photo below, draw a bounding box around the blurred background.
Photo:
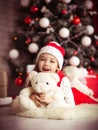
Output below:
[0,0,98,97]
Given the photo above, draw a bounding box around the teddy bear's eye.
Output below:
[46,82,49,85]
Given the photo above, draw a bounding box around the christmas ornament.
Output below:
[81,36,92,47]
[28,43,39,53]
[30,6,39,13]
[85,0,93,9]
[14,77,24,86]
[86,25,94,35]
[96,41,98,46]
[72,16,81,25]
[24,16,32,24]
[59,27,70,38]
[20,0,30,7]
[73,50,78,55]
[13,36,18,41]
[61,9,67,15]
[69,56,80,66]
[25,38,32,44]
[9,49,19,59]
[44,0,51,4]
[39,17,50,28]
[62,0,72,3]
[91,56,95,62]
[88,68,94,74]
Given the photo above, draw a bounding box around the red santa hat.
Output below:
[36,41,65,70]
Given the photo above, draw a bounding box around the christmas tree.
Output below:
[7,0,98,95]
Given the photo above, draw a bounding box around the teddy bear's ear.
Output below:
[50,73,60,83]
[63,65,78,78]
[28,71,37,80]
[24,71,37,87]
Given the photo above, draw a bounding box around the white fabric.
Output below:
[12,104,98,120]
[60,77,75,106]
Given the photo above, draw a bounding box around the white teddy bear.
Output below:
[11,70,98,120]
[11,71,66,114]
[63,65,98,102]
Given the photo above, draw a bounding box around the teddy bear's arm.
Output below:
[18,87,38,111]
[47,87,66,108]
[52,87,65,100]
[20,87,34,96]
[72,79,94,96]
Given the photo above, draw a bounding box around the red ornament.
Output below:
[88,69,94,75]
[25,38,32,44]
[73,50,78,55]
[91,56,95,62]
[30,6,39,13]
[96,41,98,46]
[14,77,24,86]
[24,16,32,24]
[72,16,81,25]
[61,9,67,15]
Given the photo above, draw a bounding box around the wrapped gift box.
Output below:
[72,74,98,104]
[0,71,8,98]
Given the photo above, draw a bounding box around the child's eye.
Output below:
[40,58,45,61]
[50,60,55,63]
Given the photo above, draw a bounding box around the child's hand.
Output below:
[30,93,42,107]
[39,93,53,105]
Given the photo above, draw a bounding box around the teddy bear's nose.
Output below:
[38,82,43,87]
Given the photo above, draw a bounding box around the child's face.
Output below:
[37,53,60,73]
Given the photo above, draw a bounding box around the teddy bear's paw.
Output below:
[88,89,94,96]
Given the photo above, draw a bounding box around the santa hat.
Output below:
[36,41,65,70]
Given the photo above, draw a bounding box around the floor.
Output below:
[0,105,98,130]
